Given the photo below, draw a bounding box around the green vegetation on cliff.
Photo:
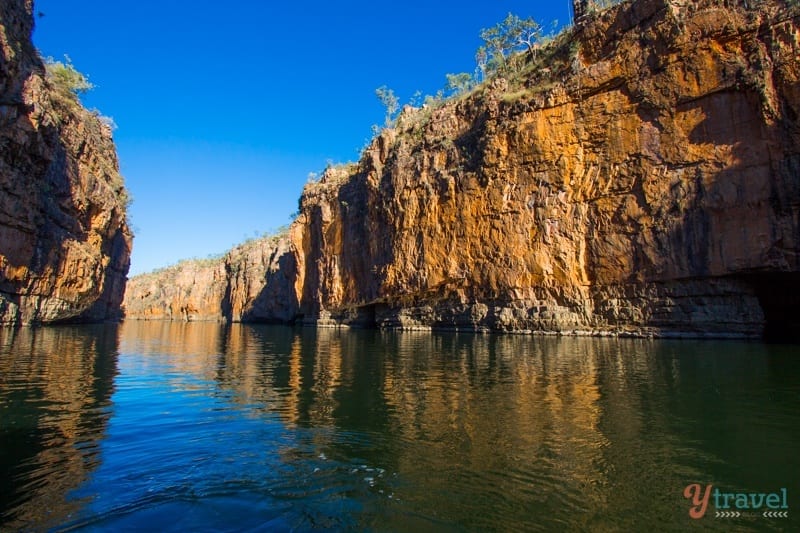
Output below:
[44,55,93,98]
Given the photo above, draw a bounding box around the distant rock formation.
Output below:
[125,0,800,339]
[0,0,133,324]
[123,236,297,323]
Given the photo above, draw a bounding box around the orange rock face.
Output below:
[125,0,800,338]
[0,0,132,324]
[292,0,799,337]
[294,0,800,336]
[123,236,298,323]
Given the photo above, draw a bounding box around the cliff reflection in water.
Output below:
[116,322,798,530]
[4,322,795,530]
[0,325,119,530]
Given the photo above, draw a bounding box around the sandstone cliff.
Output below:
[0,0,132,324]
[126,0,800,339]
[123,236,297,323]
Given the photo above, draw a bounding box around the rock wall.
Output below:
[294,0,799,338]
[0,0,133,324]
[123,236,298,323]
[125,0,800,338]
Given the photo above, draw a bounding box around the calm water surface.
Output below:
[0,322,798,531]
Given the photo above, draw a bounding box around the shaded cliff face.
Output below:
[123,236,297,323]
[0,0,132,324]
[294,0,799,338]
[125,0,799,338]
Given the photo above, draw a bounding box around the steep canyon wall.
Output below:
[124,237,297,323]
[125,0,800,338]
[0,0,132,324]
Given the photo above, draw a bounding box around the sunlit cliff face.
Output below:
[293,0,799,338]
[123,0,800,339]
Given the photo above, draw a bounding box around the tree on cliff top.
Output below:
[45,55,94,97]
[445,72,474,96]
[375,85,399,126]
[479,13,543,73]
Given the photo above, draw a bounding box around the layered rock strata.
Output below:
[123,236,297,323]
[293,0,800,338]
[126,0,800,338]
[0,0,132,324]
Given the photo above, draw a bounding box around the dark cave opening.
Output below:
[742,272,800,343]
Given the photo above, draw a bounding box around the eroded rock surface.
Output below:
[292,0,799,338]
[0,0,132,324]
[125,0,800,338]
[123,236,297,323]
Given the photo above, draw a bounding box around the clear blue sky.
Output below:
[33,1,573,275]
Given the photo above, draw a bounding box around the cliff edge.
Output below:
[0,0,133,324]
[123,235,297,323]
[125,0,800,339]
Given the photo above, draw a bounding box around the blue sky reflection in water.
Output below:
[1,322,799,530]
[32,1,574,275]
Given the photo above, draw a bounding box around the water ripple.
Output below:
[1,324,798,531]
